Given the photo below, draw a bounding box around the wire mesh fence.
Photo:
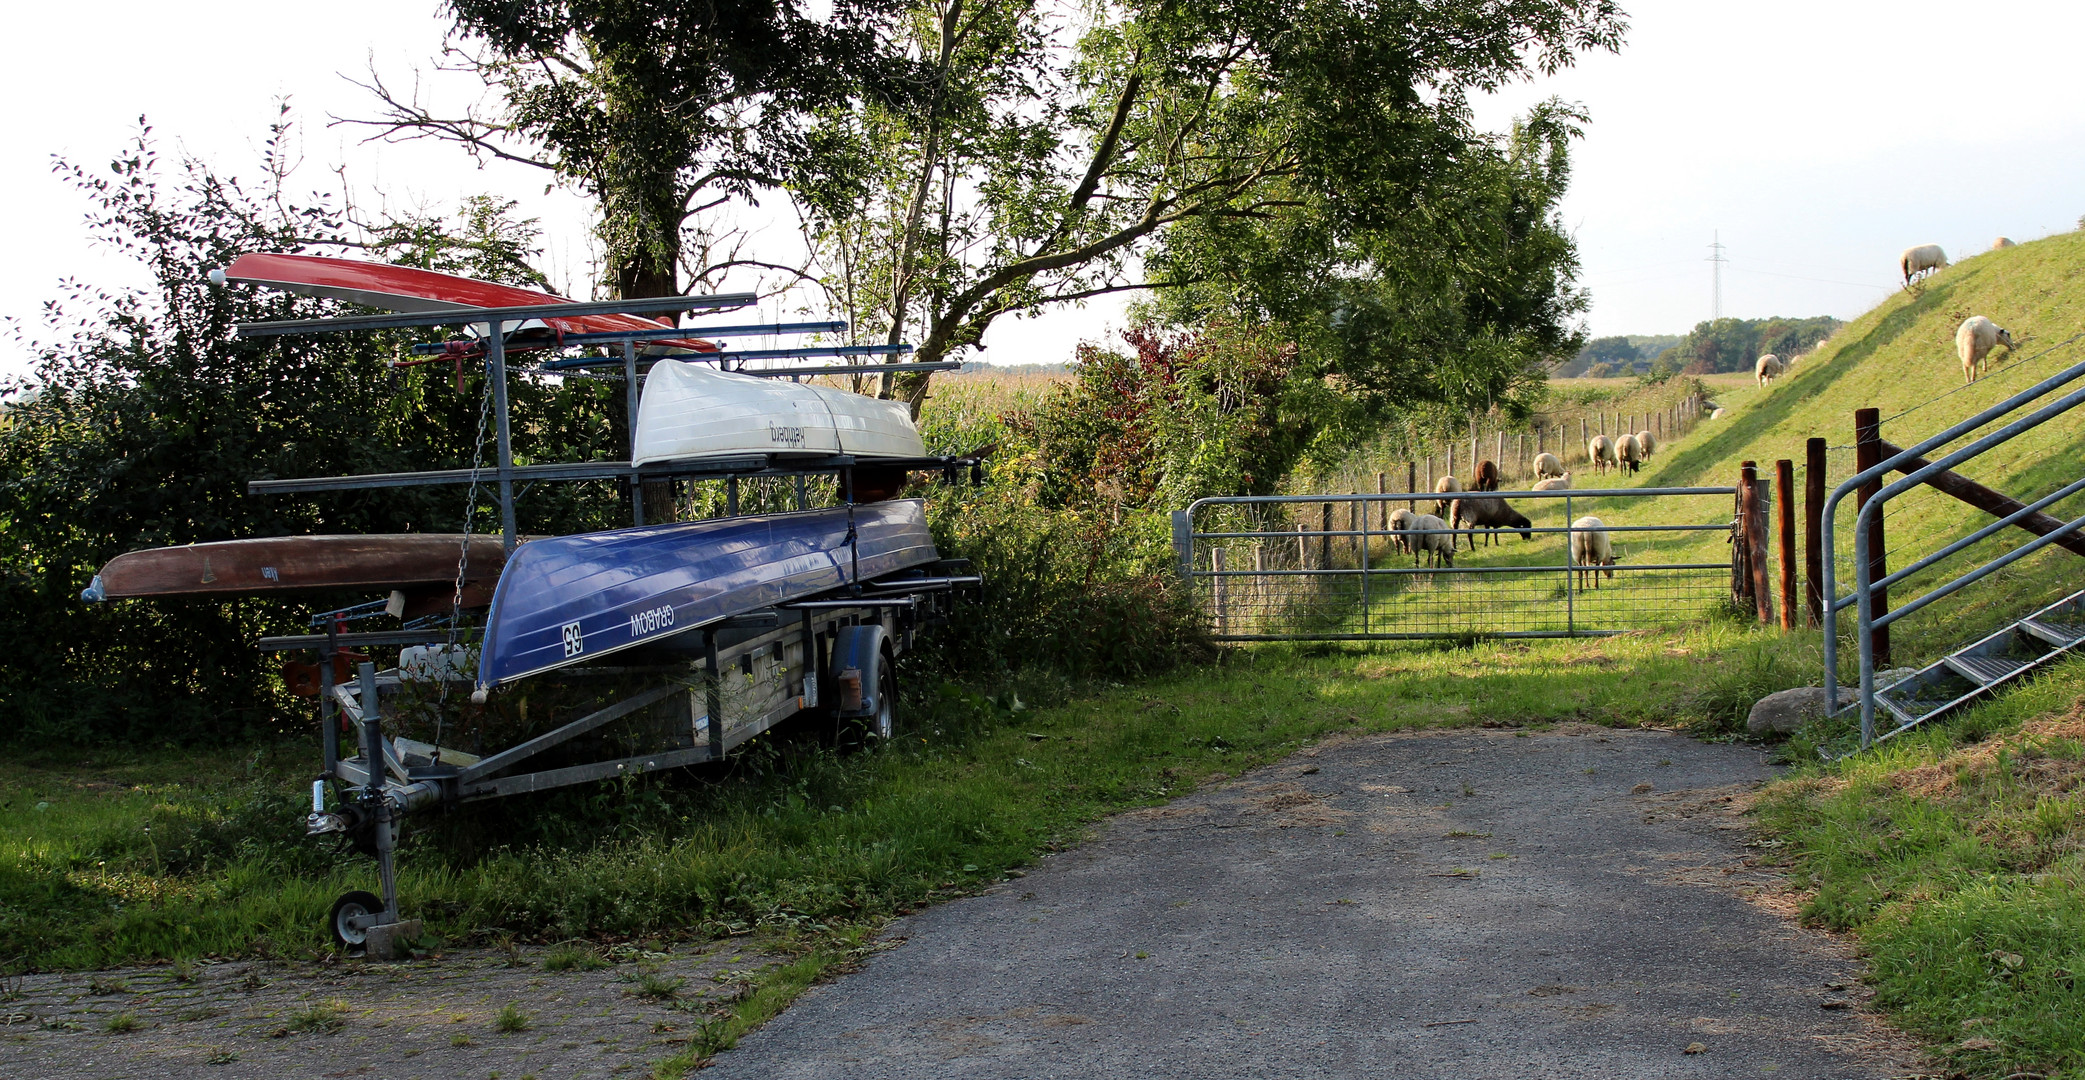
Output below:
[1175,487,1738,641]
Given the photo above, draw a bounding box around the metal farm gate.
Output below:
[1171,486,1738,641]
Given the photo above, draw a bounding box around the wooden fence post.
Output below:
[1320,502,1334,569]
[1211,548,1228,636]
[1446,444,1455,482]
[1253,545,1267,630]
[1377,471,1388,529]
[1407,462,1417,513]
[1737,461,1772,622]
[1805,437,1826,626]
[1854,408,1891,667]
[1776,458,1797,630]
[1579,418,1588,460]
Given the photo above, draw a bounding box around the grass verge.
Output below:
[1757,655,2085,1079]
[1,622,1790,973]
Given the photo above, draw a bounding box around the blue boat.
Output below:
[475,500,938,689]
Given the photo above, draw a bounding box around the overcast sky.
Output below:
[4,0,2082,376]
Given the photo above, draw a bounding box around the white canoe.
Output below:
[632,359,926,466]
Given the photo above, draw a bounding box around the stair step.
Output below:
[1875,692,1923,726]
[2019,619,2084,648]
[1944,654,2031,685]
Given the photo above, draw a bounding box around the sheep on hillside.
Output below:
[1709,408,1727,420]
[1755,354,1784,386]
[1901,243,1948,287]
[1993,237,2016,250]
[1433,475,1463,519]
[1473,459,1500,492]
[1410,513,1456,568]
[1453,496,1532,550]
[1635,430,1657,457]
[1533,451,1565,479]
[1570,516,1616,590]
[1956,316,2016,383]
[1387,507,1418,555]
[1532,473,1572,491]
[1617,433,1643,475]
[1587,434,1618,475]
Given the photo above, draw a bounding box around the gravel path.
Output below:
[707,726,1923,1080]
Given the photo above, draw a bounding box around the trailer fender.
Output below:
[828,623,890,722]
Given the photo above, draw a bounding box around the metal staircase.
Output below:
[1859,588,2085,744]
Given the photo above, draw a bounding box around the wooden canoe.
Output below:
[83,535,515,614]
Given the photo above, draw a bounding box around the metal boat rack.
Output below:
[235,294,970,545]
[231,294,982,952]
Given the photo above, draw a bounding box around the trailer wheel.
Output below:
[870,642,897,741]
[329,890,383,949]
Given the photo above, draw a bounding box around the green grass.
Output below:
[0,626,1798,974]
[282,1000,348,1035]
[541,943,609,972]
[494,1002,531,1033]
[1757,655,2085,1079]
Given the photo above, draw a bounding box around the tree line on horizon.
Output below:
[1564,316,1842,378]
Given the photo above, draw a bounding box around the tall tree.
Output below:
[355,0,908,303]
[804,0,1625,412]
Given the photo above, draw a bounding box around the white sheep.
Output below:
[1533,451,1565,479]
[1956,316,2016,383]
[1617,432,1643,475]
[1992,237,2016,250]
[1587,434,1617,475]
[1709,407,1727,420]
[1755,354,1784,386]
[1410,513,1456,568]
[1570,515,1615,590]
[1387,507,1419,555]
[1532,473,1572,491]
[1901,243,1948,287]
[1635,430,1657,457]
[1433,475,1463,520]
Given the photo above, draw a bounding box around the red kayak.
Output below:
[219,253,719,352]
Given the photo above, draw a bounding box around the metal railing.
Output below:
[1821,352,2085,748]
[1173,486,1736,641]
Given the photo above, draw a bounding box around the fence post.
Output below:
[1804,437,1826,626]
[1776,458,1797,630]
[1253,544,1267,631]
[1745,461,1773,623]
[1734,462,1758,614]
[1171,510,1193,583]
[1579,418,1588,461]
[1296,521,1308,569]
[1377,471,1388,529]
[1854,408,1892,667]
[1211,547,1228,636]
[1446,444,1455,482]
[1406,462,1417,514]
[1425,456,1434,497]
[1320,502,1334,569]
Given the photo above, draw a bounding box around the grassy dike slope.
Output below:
[1627,230,2085,666]
[1654,233,2085,1079]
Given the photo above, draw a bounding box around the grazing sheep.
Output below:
[1635,430,1657,457]
[1473,459,1500,492]
[1617,433,1643,475]
[1709,408,1727,420]
[1992,237,2016,250]
[1410,513,1456,568]
[1587,435,1618,475]
[1453,496,1532,550]
[1570,515,1616,590]
[1901,243,1948,287]
[1433,475,1463,519]
[1387,507,1419,555]
[1956,316,2016,383]
[1533,451,1564,479]
[1532,473,1572,491]
[1755,354,1784,386]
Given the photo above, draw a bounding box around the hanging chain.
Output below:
[431,365,497,752]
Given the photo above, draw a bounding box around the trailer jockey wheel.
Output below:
[329,890,384,949]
